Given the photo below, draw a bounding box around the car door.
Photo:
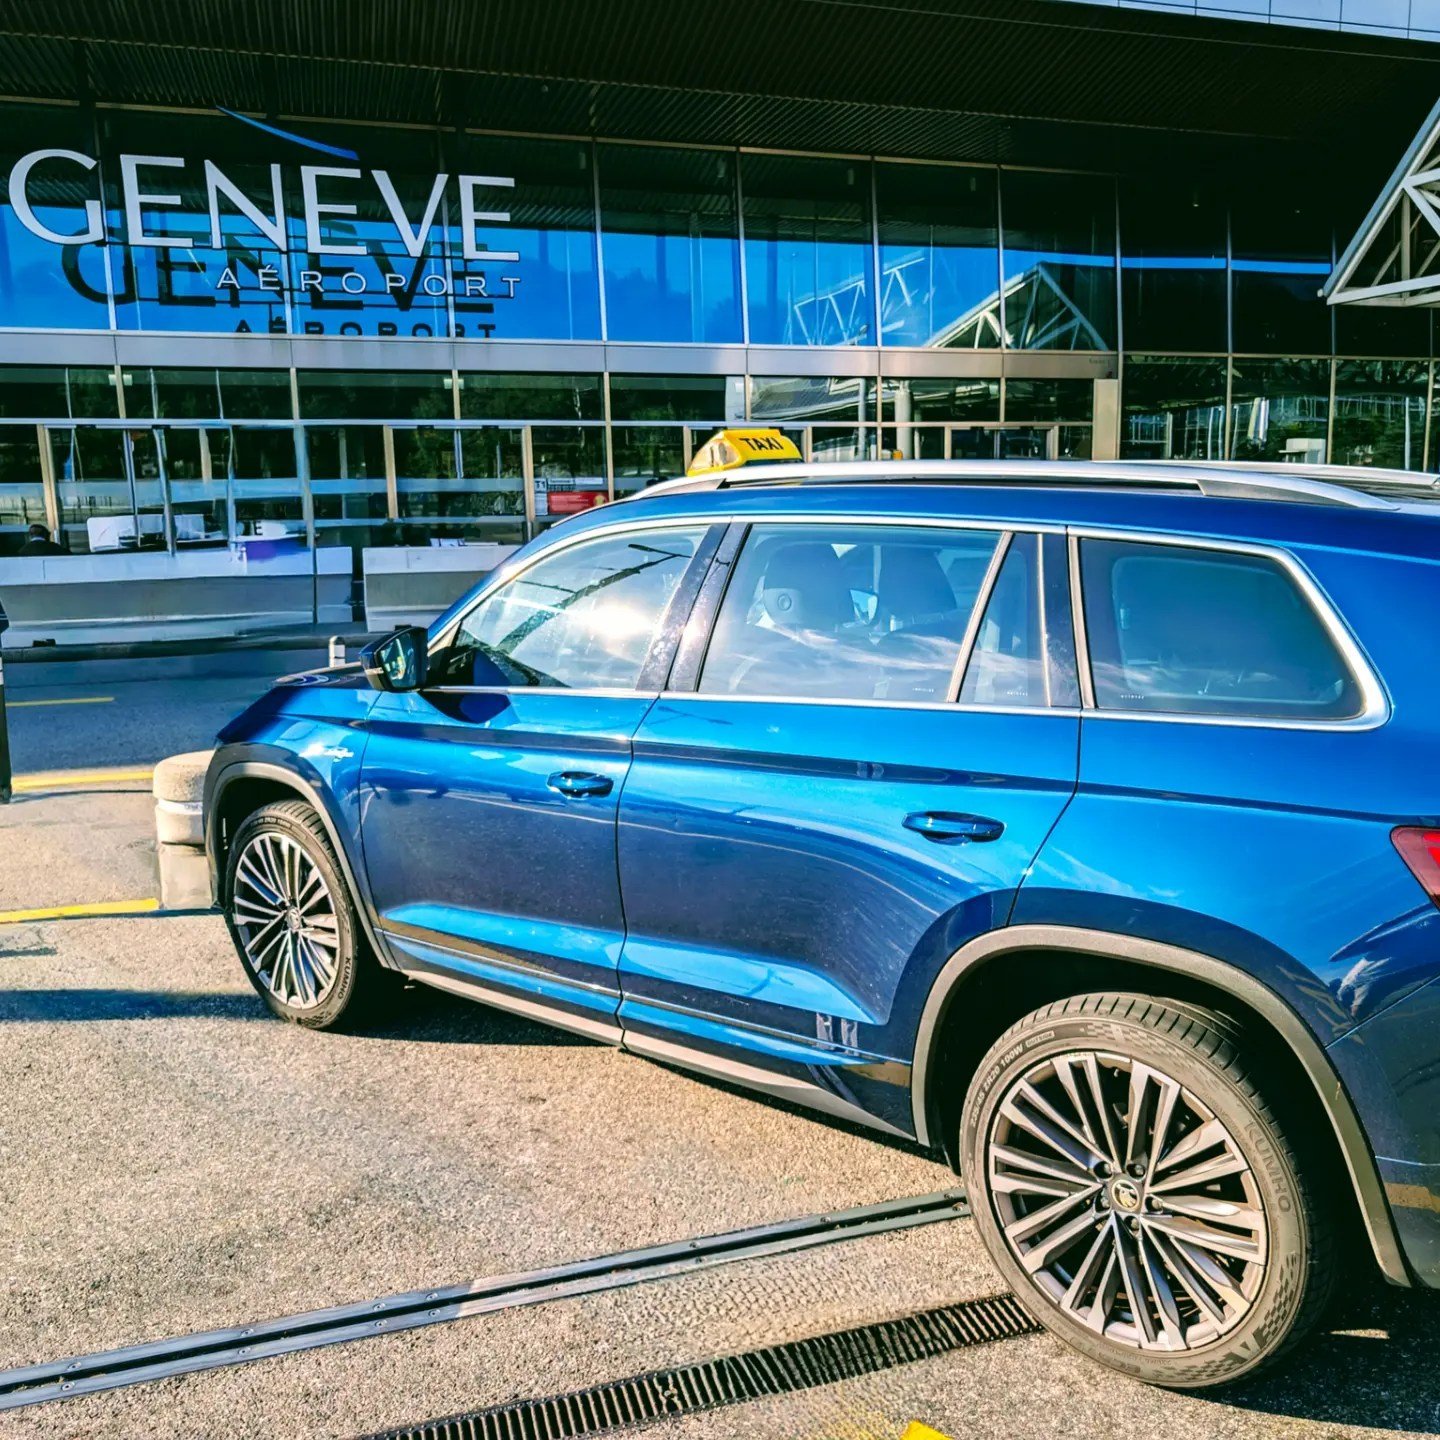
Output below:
[360,520,715,1037]
[615,518,1081,1134]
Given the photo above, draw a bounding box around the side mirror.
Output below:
[360,626,429,692]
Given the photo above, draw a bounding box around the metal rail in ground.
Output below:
[0,1188,969,1412]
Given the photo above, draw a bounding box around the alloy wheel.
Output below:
[986,1049,1268,1352]
[231,832,341,1009]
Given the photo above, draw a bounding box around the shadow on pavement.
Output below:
[0,988,263,1022]
[1217,1281,1440,1433]
[359,982,595,1047]
[0,980,593,1048]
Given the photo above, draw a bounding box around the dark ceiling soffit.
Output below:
[2,0,1435,73]
[0,0,1438,168]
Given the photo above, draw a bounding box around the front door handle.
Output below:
[903,811,1005,844]
[547,770,614,799]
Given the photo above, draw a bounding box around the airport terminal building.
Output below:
[0,0,1437,638]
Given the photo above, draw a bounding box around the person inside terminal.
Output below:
[0,0,1437,644]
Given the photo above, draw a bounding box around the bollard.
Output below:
[0,652,10,806]
[328,635,345,667]
[152,751,215,910]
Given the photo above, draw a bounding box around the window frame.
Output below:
[424,519,724,696]
[662,514,1079,712]
[1067,528,1389,731]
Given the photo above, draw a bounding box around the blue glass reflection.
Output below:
[743,155,872,347]
[599,144,742,344]
[0,205,112,330]
[880,245,1001,347]
[604,231,741,343]
[1002,171,1116,351]
[874,162,1000,349]
[0,116,113,331]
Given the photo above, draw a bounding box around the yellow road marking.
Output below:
[12,766,154,792]
[8,696,115,708]
[901,1427,955,1440]
[0,897,160,925]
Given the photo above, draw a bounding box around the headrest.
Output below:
[759,542,854,631]
[877,546,957,624]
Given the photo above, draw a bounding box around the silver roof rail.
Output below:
[630,459,1404,510]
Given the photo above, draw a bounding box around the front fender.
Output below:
[204,739,388,965]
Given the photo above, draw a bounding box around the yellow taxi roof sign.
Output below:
[687,428,801,476]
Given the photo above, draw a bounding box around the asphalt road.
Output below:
[1,646,330,775]
[0,654,1437,1438]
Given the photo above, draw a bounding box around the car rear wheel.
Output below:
[960,992,1335,1388]
[223,799,393,1029]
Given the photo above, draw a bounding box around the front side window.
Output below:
[1079,538,1364,720]
[699,524,1001,703]
[436,527,707,690]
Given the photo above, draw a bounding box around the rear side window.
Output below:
[1079,538,1364,720]
[699,523,1001,702]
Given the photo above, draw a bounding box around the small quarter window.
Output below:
[698,523,1001,703]
[436,527,707,689]
[1079,538,1364,720]
[959,534,1046,708]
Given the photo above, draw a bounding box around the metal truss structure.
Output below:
[1326,96,1440,308]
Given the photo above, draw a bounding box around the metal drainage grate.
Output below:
[364,1292,1038,1440]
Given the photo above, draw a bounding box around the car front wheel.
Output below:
[223,798,391,1029]
[961,992,1335,1388]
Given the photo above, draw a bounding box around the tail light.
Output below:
[1392,828,1440,908]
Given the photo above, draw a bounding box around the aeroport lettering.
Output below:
[6,147,523,337]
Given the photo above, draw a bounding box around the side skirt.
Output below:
[396,956,911,1141]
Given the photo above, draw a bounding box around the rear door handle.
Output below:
[903,811,1005,844]
[547,770,614,799]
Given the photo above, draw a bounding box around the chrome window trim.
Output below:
[433,511,1060,709]
[655,691,1082,717]
[1067,526,1390,732]
[1068,531,1097,709]
[420,685,664,700]
[1036,536,1051,709]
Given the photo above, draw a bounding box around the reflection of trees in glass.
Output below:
[459,374,603,421]
[612,426,683,483]
[0,368,118,421]
[1332,362,1428,470]
[1121,358,1227,461]
[1229,360,1331,463]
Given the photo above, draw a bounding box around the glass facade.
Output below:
[1001,170,1116,351]
[599,145,742,344]
[2,98,1435,613]
[876,163,1000,348]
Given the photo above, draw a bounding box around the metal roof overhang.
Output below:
[1,0,1439,178]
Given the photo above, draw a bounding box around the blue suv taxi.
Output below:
[205,456,1440,1389]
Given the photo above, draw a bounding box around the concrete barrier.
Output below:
[153,750,214,911]
[361,543,515,630]
[0,549,352,648]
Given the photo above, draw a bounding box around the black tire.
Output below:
[960,992,1335,1389]
[223,798,397,1030]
